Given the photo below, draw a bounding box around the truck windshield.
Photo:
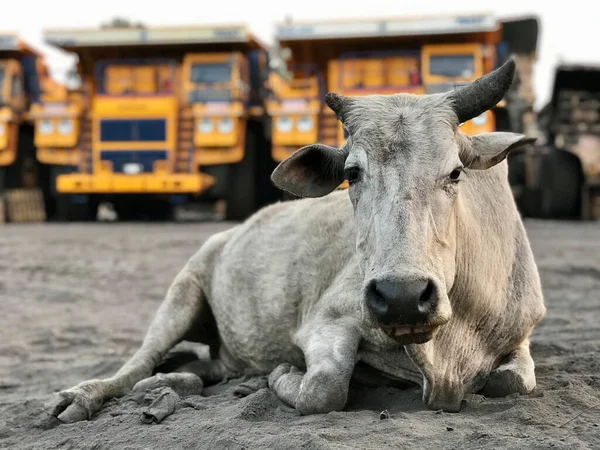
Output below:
[190,63,231,84]
[99,62,175,95]
[429,55,475,78]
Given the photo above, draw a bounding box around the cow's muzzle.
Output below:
[365,276,447,343]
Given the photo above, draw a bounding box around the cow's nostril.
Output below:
[419,281,435,304]
[366,281,388,317]
[418,280,436,316]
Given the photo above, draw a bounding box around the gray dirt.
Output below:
[0,219,599,450]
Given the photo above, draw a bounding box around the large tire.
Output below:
[253,126,280,208]
[493,107,513,132]
[536,149,583,219]
[225,125,259,221]
[50,166,96,222]
[506,150,529,214]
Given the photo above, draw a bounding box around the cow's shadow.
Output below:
[154,350,426,417]
[345,362,424,414]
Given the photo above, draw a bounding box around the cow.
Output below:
[45,59,546,423]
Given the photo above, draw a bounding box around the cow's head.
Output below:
[271,59,534,344]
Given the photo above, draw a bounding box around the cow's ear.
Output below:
[271,143,348,197]
[461,132,536,170]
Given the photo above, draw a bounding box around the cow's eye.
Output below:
[344,166,361,184]
[449,168,463,182]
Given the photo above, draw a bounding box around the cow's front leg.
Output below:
[268,318,360,415]
[480,339,536,398]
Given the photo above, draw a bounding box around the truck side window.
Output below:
[429,55,475,78]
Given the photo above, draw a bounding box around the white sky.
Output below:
[1,0,595,109]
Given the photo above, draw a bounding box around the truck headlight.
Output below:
[276,116,293,133]
[0,123,5,136]
[197,118,213,134]
[58,119,74,135]
[217,117,234,134]
[472,112,487,126]
[39,119,54,135]
[297,116,314,133]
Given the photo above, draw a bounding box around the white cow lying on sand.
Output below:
[45,59,546,423]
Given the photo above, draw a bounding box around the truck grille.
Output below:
[100,150,167,173]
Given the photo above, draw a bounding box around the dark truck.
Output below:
[508,63,600,220]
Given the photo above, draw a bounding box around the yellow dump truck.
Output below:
[0,34,64,221]
[266,13,539,170]
[33,22,277,221]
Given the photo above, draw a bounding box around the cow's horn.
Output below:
[325,92,348,120]
[448,58,516,124]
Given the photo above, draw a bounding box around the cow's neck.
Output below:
[451,170,516,317]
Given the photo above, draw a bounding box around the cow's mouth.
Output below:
[381,324,437,344]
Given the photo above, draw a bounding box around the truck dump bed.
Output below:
[44,24,266,62]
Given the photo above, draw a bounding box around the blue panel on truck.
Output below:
[100,119,167,142]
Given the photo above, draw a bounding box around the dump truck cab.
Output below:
[267,13,539,168]
[0,34,63,220]
[35,23,274,221]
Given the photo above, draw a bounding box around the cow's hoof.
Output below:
[44,380,107,423]
[132,372,204,397]
[268,363,303,389]
[481,364,535,398]
[268,363,292,387]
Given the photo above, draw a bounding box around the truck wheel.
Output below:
[225,125,258,221]
[48,166,86,221]
[537,149,582,219]
[506,151,531,216]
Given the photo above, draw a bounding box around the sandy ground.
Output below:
[0,219,599,450]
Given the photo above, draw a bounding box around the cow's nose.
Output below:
[366,277,437,325]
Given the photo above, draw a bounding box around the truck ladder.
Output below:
[176,107,194,173]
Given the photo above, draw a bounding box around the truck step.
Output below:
[179,109,193,120]
[178,131,194,141]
